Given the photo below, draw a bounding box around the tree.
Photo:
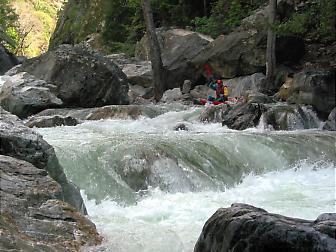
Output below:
[266,0,277,84]
[141,0,166,101]
[0,0,19,50]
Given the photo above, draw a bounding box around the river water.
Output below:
[36,105,336,252]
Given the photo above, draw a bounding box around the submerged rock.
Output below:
[12,43,129,108]
[0,72,63,118]
[25,115,79,128]
[0,155,101,251]
[35,105,163,120]
[194,203,336,252]
[0,108,86,213]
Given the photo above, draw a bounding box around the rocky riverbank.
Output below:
[0,108,102,250]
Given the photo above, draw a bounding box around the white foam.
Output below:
[84,163,335,252]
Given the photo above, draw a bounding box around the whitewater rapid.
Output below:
[36,106,336,252]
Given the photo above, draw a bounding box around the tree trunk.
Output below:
[266,0,277,85]
[141,0,166,102]
[203,0,208,17]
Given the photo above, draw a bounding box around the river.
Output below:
[36,105,336,252]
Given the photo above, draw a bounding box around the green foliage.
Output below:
[0,0,19,50]
[192,0,265,37]
[274,1,335,42]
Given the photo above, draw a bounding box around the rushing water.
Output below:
[36,105,336,252]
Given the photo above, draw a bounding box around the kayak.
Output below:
[194,97,244,106]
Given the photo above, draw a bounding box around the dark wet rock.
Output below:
[199,104,229,123]
[0,108,86,213]
[0,72,63,118]
[0,44,19,75]
[35,105,163,120]
[323,107,336,131]
[223,73,267,97]
[174,123,189,131]
[13,43,129,108]
[222,103,264,130]
[194,203,336,252]
[0,155,102,251]
[287,69,335,119]
[262,104,321,130]
[25,115,79,128]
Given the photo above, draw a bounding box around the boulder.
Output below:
[0,44,19,75]
[287,69,335,118]
[262,104,321,130]
[0,108,86,213]
[34,105,163,121]
[222,102,264,130]
[192,31,267,79]
[323,107,336,131]
[223,73,267,97]
[194,203,336,252]
[107,53,153,88]
[137,28,213,90]
[0,72,63,118]
[182,80,192,94]
[0,155,102,251]
[274,71,294,100]
[160,88,183,103]
[245,91,275,104]
[162,29,213,89]
[128,84,154,103]
[25,115,79,128]
[199,104,229,123]
[135,27,168,60]
[190,85,213,99]
[14,43,129,108]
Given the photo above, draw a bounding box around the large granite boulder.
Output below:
[261,103,321,130]
[0,72,63,118]
[0,108,86,213]
[0,155,101,251]
[194,203,336,252]
[137,28,213,90]
[107,53,153,88]
[223,73,267,97]
[192,30,266,79]
[287,69,335,119]
[13,43,129,108]
[0,44,19,75]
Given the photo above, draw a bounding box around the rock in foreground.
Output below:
[0,108,86,213]
[194,203,336,252]
[0,155,102,251]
